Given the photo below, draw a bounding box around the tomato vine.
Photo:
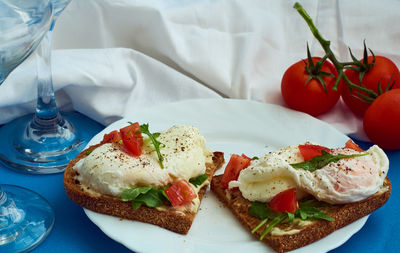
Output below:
[293,2,383,102]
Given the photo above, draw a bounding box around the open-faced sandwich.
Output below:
[211,140,391,253]
[64,122,224,234]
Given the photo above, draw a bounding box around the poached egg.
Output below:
[74,125,213,197]
[229,144,389,204]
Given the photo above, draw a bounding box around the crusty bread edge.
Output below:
[211,175,391,253]
[64,144,225,235]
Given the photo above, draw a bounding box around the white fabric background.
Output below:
[1,0,400,140]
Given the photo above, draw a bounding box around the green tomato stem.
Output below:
[293,3,341,68]
[341,62,360,67]
[341,70,377,97]
[293,2,378,98]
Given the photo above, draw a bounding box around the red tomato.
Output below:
[165,179,197,206]
[269,188,298,213]
[341,56,400,116]
[120,122,143,156]
[363,89,400,150]
[221,154,252,189]
[281,57,340,116]
[241,153,253,161]
[100,130,121,144]
[298,144,330,161]
[344,139,364,152]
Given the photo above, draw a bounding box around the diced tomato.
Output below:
[120,122,143,156]
[165,179,197,206]
[345,139,364,152]
[241,153,253,161]
[220,154,252,189]
[269,188,298,213]
[298,144,330,161]
[100,130,122,144]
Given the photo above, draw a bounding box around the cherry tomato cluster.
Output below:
[280,3,400,150]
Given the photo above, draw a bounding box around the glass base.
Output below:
[0,184,54,253]
[0,111,104,174]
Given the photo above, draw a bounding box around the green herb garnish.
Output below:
[249,202,280,219]
[138,123,165,169]
[189,173,208,187]
[252,156,259,160]
[290,150,368,171]
[249,200,334,239]
[121,186,169,210]
[84,150,93,155]
[260,214,286,239]
[297,200,335,221]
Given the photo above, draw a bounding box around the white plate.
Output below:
[83,98,368,253]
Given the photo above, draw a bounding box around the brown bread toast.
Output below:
[64,144,225,234]
[210,174,391,253]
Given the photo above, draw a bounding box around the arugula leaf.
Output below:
[161,185,170,201]
[121,187,152,201]
[299,199,330,208]
[290,150,368,171]
[299,199,316,207]
[249,202,280,219]
[250,199,334,238]
[132,202,143,210]
[189,174,208,187]
[135,188,166,208]
[298,208,307,220]
[287,212,295,224]
[251,218,268,234]
[260,214,286,240]
[121,186,169,210]
[296,206,335,221]
[138,123,165,169]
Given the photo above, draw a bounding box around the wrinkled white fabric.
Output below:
[0,48,220,126]
[1,0,399,140]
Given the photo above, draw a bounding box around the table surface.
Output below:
[1,115,399,253]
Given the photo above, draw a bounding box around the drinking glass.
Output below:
[0,0,102,251]
[1,2,55,252]
[0,0,102,174]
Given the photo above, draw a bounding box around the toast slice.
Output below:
[64,144,225,234]
[211,174,391,253]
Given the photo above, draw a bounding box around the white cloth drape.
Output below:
[1,0,399,140]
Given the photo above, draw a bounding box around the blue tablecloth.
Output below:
[0,113,131,253]
[1,118,398,253]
